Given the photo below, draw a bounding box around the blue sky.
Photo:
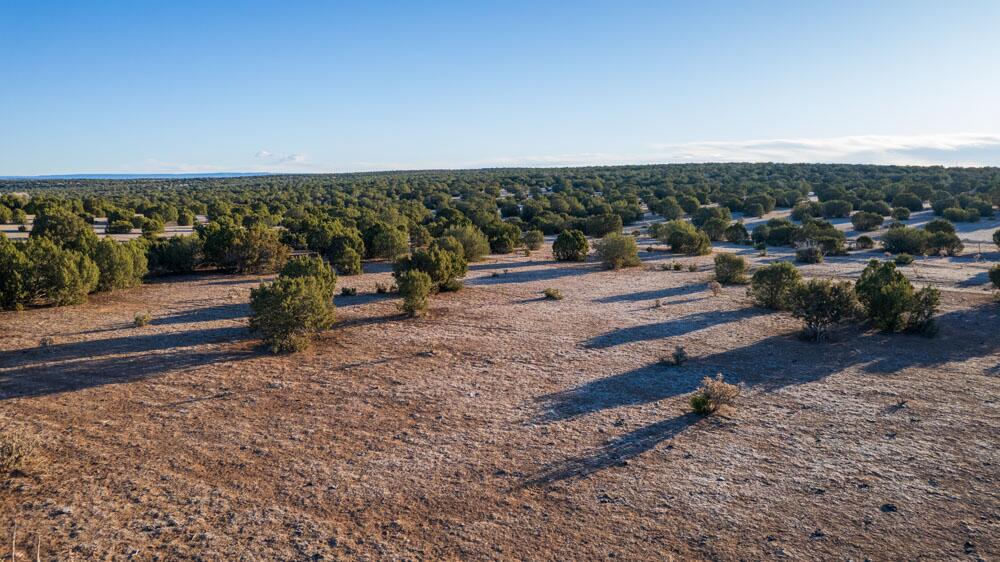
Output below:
[2,0,1000,175]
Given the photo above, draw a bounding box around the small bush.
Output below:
[855,259,939,334]
[689,374,740,415]
[891,207,911,220]
[894,253,914,265]
[280,256,337,297]
[748,261,801,310]
[553,229,589,261]
[713,253,748,284]
[393,244,466,291]
[397,269,433,317]
[665,345,688,366]
[795,246,824,264]
[994,229,1000,249]
[522,229,545,251]
[724,222,750,244]
[375,282,390,294]
[990,264,1000,289]
[249,276,335,353]
[855,235,874,250]
[708,280,722,296]
[340,286,357,296]
[0,432,33,475]
[789,279,858,340]
[543,288,564,300]
[882,226,928,255]
[133,312,151,327]
[443,225,491,262]
[851,211,884,232]
[595,233,641,269]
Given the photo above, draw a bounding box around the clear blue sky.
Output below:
[2,0,999,175]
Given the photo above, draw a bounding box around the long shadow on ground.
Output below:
[0,325,257,400]
[529,304,999,482]
[524,413,702,485]
[583,308,767,349]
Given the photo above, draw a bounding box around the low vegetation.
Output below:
[594,232,640,269]
[748,261,801,310]
[689,374,740,415]
[713,253,748,284]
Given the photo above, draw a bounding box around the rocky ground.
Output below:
[1,241,998,560]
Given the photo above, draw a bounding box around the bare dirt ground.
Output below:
[1,243,998,560]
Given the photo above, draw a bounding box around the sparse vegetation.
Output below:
[594,232,640,270]
[748,261,801,310]
[789,279,858,340]
[249,274,335,353]
[855,259,940,334]
[689,374,740,415]
[0,431,33,475]
[543,288,564,300]
[133,312,151,327]
[795,245,824,264]
[713,253,748,284]
[552,229,589,261]
[397,269,433,317]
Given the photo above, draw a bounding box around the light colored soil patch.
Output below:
[0,246,997,560]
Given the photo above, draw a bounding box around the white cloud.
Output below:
[646,133,1000,166]
[254,149,309,169]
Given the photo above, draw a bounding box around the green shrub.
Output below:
[553,229,589,261]
[689,374,740,415]
[147,235,203,275]
[891,207,910,220]
[397,269,432,317]
[820,199,853,218]
[989,264,1000,288]
[851,211,884,232]
[789,279,858,340]
[92,239,148,292]
[23,237,99,306]
[926,231,963,256]
[543,287,564,300]
[923,218,955,234]
[894,253,914,265]
[882,226,928,255]
[340,286,357,296]
[994,229,1000,249]
[442,224,491,261]
[249,276,335,353]
[790,201,821,221]
[332,246,362,275]
[860,201,892,216]
[595,233,640,270]
[855,259,939,334]
[855,235,875,250]
[368,226,410,260]
[133,312,151,327]
[892,192,924,212]
[0,432,33,475]
[724,222,749,244]
[484,220,523,253]
[199,221,290,273]
[795,246,824,264]
[701,217,730,241]
[522,229,544,251]
[393,244,466,291]
[654,220,711,255]
[31,207,100,254]
[0,235,29,310]
[713,253,748,284]
[742,203,765,218]
[281,256,337,296]
[748,261,801,310]
[107,219,134,234]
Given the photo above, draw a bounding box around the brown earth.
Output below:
[1,244,998,560]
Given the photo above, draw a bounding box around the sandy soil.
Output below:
[1,243,998,560]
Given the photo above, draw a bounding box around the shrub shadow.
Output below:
[583,308,766,349]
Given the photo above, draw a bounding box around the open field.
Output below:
[1,240,998,560]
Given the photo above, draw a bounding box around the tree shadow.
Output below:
[523,413,702,485]
[0,326,255,401]
[0,326,257,400]
[467,263,599,286]
[593,283,705,304]
[544,304,999,424]
[583,308,766,349]
[335,292,397,308]
[151,303,249,325]
[468,259,560,271]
